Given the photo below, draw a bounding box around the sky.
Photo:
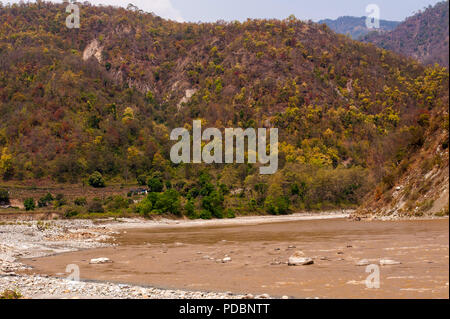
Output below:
[4,0,444,23]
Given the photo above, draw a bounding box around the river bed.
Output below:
[21,217,449,299]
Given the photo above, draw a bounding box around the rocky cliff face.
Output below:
[355,106,449,219]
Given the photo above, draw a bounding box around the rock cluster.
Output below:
[0,275,247,299]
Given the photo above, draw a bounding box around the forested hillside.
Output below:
[364,1,449,67]
[0,2,448,217]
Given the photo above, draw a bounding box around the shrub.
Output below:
[226,209,236,219]
[147,177,164,193]
[64,207,81,218]
[187,187,200,199]
[74,197,87,206]
[88,171,106,188]
[199,210,212,220]
[106,195,130,212]
[435,206,449,217]
[54,194,67,208]
[38,193,54,208]
[136,197,153,216]
[265,196,290,215]
[24,198,36,211]
[88,199,104,213]
[0,290,22,299]
[0,188,10,205]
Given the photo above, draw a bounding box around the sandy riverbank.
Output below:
[0,212,348,299]
[2,213,448,299]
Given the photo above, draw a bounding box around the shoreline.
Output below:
[102,211,352,231]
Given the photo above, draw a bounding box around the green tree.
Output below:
[184,199,196,219]
[202,190,224,218]
[147,177,164,192]
[88,171,106,188]
[153,189,181,215]
[136,197,153,216]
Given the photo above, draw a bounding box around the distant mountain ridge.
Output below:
[363,1,449,67]
[319,16,400,39]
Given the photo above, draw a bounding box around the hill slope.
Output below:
[355,95,449,218]
[364,1,449,67]
[319,16,399,39]
[0,2,448,216]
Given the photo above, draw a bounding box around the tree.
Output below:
[147,177,164,192]
[153,189,181,215]
[136,197,153,216]
[88,171,106,188]
[184,199,196,219]
[0,147,13,179]
[201,190,225,218]
[137,174,147,186]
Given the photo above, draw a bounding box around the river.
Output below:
[22,217,449,299]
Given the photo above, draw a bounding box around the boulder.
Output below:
[89,257,112,264]
[288,251,314,266]
[222,257,232,263]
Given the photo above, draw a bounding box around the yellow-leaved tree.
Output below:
[0,147,13,179]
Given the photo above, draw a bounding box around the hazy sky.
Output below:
[4,0,444,22]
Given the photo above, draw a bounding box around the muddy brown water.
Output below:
[23,218,449,299]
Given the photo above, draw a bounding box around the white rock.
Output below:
[288,251,313,266]
[89,257,112,264]
[222,257,232,263]
[356,259,370,266]
[0,254,16,263]
[380,259,401,266]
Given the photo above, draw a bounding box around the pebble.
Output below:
[380,259,401,266]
